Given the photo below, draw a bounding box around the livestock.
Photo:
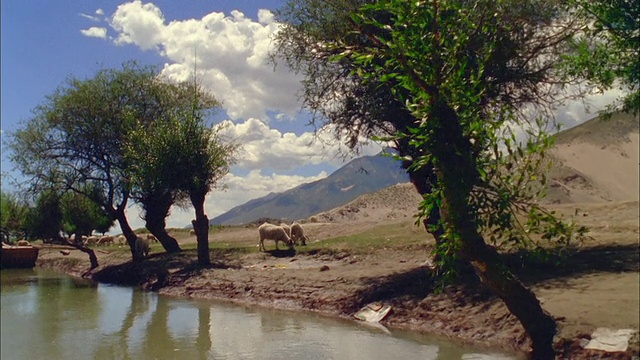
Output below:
[84,236,99,246]
[146,234,159,243]
[117,235,126,245]
[258,223,293,252]
[280,223,292,237]
[189,229,196,236]
[290,222,309,246]
[97,235,115,246]
[135,236,150,258]
[17,239,30,246]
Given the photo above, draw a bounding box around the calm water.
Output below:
[1,268,518,360]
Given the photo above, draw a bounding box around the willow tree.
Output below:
[564,0,639,114]
[9,63,184,261]
[274,0,590,357]
[125,79,237,265]
[273,0,589,270]
[174,79,238,265]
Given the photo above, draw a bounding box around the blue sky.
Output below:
[0,1,622,232]
[1,0,385,231]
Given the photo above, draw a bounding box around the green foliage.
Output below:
[123,76,237,239]
[563,0,639,114]
[335,0,588,277]
[26,189,63,241]
[8,62,169,216]
[8,62,235,256]
[60,186,114,237]
[0,190,30,240]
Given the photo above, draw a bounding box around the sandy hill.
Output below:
[545,112,639,204]
[312,112,639,222]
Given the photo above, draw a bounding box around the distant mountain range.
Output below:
[209,151,409,225]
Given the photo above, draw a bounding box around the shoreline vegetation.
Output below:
[33,201,639,359]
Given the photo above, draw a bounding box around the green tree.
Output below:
[0,190,30,241]
[60,187,114,242]
[564,0,639,113]
[178,114,237,266]
[123,78,235,264]
[273,0,587,268]
[9,63,188,261]
[26,189,63,242]
[274,0,589,357]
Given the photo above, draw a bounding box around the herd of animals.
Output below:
[6,221,310,258]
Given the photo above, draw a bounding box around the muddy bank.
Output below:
[35,244,638,359]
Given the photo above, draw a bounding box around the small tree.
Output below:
[9,62,191,261]
[26,189,63,242]
[0,190,30,241]
[124,79,224,257]
[60,187,114,242]
[180,117,237,266]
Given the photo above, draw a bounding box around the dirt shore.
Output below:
[35,206,639,360]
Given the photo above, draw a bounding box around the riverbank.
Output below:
[36,213,639,360]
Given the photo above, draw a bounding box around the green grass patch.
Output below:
[298,222,430,254]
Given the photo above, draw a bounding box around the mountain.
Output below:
[209,151,409,225]
[210,112,638,226]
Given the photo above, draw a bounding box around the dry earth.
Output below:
[35,113,639,359]
[36,195,639,359]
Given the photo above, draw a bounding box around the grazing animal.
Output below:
[84,236,99,246]
[17,239,30,246]
[280,223,292,237]
[98,235,115,246]
[189,229,196,236]
[258,223,293,252]
[117,235,126,245]
[290,222,309,246]
[146,233,159,243]
[135,236,150,258]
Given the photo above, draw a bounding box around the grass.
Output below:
[98,220,435,258]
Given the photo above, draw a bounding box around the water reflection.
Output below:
[1,268,520,359]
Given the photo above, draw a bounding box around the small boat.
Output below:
[1,243,40,269]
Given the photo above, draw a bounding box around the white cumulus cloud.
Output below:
[107,1,302,121]
[163,169,329,229]
[216,118,384,171]
[80,27,107,39]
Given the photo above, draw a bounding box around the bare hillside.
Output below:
[313,112,639,221]
[545,112,639,203]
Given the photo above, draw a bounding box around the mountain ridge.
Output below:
[209,151,409,225]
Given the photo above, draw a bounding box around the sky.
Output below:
[0,1,623,233]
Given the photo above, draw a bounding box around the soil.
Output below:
[35,198,639,359]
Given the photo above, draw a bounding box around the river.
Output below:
[1,268,519,359]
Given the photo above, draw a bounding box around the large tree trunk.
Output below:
[396,138,445,266]
[146,221,182,253]
[142,195,182,253]
[144,204,182,254]
[191,194,210,266]
[428,102,556,359]
[113,207,143,262]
